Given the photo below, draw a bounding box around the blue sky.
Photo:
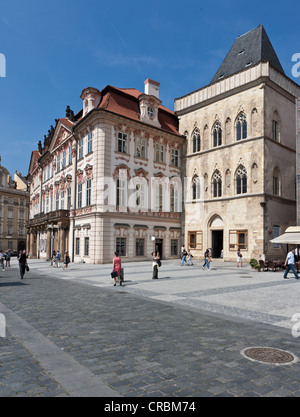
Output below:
[0,0,299,177]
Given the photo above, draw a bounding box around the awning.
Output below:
[270,227,300,245]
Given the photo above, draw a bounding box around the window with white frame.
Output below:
[55,192,59,210]
[155,143,164,163]
[135,183,146,209]
[136,137,146,159]
[87,133,93,154]
[170,186,179,212]
[56,154,60,172]
[78,139,83,159]
[77,183,82,208]
[86,179,91,206]
[116,178,127,207]
[171,148,179,167]
[155,184,164,212]
[117,132,128,153]
[62,151,66,169]
[61,190,65,210]
[68,146,72,165]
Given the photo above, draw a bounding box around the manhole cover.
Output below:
[241,347,296,365]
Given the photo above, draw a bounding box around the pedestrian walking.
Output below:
[63,251,70,270]
[283,248,299,279]
[237,249,243,267]
[18,250,27,280]
[187,249,194,265]
[112,252,122,286]
[202,249,211,270]
[152,251,160,279]
[5,250,11,267]
[54,250,61,267]
[181,247,189,266]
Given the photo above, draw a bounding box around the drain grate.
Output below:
[241,347,296,365]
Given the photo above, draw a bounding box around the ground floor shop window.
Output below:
[229,230,248,251]
[171,239,178,256]
[136,238,145,256]
[84,237,89,256]
[116,238,126,256]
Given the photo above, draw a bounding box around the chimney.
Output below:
[144,79,160,99]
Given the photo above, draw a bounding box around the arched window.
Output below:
[273,167,281,196]
[236,165,247,194]
[236,113,247,141]
[212,170,222,198]
[192,175,201,200]
[212,121,222,147]
[192,128,201,153]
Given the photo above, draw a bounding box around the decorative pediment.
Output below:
[49,119,73,153]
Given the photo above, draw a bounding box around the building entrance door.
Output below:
[155,239,163,260]
[212,230,223,258]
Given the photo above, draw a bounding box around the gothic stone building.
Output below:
[27,80,185,263]
[175,25,300,262]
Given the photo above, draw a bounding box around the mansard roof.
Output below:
[97,85,181,136]
[211,25,285,84]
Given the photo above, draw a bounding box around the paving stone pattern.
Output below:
[1,261,300,397]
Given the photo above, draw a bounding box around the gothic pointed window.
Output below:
[236,165,247,194]
[236,113,247,141]
[192,175,200,200]
[272,111,280,142]
[213,121,222,147]
[212,170,222,197]
[192,128,201,153]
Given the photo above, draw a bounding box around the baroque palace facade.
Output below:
[27,80,185,263]
[27,25,300,263]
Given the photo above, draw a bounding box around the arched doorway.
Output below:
[209,215,224,258]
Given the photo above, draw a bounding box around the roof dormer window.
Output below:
[147,106,155,118]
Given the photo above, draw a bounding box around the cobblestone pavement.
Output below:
[1,259,300,397]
